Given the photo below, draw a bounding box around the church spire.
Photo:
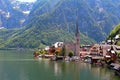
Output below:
[74,16,80,56]
[74,0,80,56]
[75,16,79,36]
[75,0,79,37]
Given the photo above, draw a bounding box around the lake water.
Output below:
[0,50,120,80]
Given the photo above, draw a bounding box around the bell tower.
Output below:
[74,16,80,56]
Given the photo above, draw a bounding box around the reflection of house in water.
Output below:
[54,62,62,76]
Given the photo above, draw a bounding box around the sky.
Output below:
[18,0,36,2]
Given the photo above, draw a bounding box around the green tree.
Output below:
[116,41,120,46]
[55,51,60,56]
[39,44,46,49]
[108,24,120,39]
[117,52,120,59]
[68,51,74,58]
[39,49,47,55]
[60,45,66,56]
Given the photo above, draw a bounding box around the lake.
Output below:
[0,50,119,80]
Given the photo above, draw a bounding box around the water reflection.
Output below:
[0,49,119,80]
[37,60,120,80]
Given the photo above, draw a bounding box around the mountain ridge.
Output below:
[26,0,120,42]
[1,0,120,48]
[0,0,33,28]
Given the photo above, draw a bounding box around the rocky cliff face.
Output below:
[0,0,33,28]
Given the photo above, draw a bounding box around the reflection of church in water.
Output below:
[65,18,80,56]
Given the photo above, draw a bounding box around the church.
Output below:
[64,17,80,56]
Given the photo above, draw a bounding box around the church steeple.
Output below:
[75,16,79,36]
[74,0,80,56]
[74,15,80,56]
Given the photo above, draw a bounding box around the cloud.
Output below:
[18,0,36,2]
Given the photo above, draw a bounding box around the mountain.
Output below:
[0,0,97,48]
[0,27,95,48]
[1,0,120,48]
[0,0,33,28]
[11,0,34,15]
[25,0,120,42]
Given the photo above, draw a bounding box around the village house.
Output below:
[80,45,91,57]
[115,35,120,41]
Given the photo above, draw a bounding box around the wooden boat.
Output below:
[113,64,120,76]
[51,56,64,61]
